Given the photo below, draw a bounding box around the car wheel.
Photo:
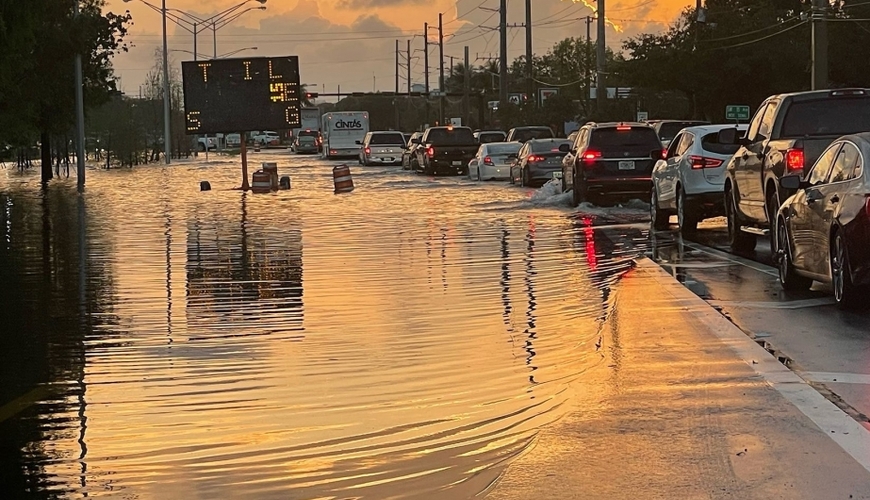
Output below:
[832,231,861,309]
[651,188,670,231]
[777,218,812,291]
[677,187,697,233]
[572,170,588,207]
[477,168,483,182]
[520,168,527,187]
[767,190,780,254]
[726,188,756,253]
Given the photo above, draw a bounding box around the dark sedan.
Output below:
[510,138,572,187]
[775,133,870,309]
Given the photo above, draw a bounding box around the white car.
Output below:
[651,124,747,232]
[357,131,405,166]
[467,142,522,181]
[253,131,281,146]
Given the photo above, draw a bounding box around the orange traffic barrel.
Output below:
[262,162,279,190]
[251,170,272,193]
[333,165,354,193]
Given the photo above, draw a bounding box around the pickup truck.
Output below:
[722,88,870,252]
[414,126,479,175]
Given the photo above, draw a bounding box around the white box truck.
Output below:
[321,111,369,159]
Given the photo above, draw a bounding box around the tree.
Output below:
[0,0,130,180]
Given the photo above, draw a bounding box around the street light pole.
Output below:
[162,0,171,164]
[73,0,86,191]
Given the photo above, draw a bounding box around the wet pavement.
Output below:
[3,153,870,498]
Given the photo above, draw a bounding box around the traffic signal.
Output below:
[306,92,319,99]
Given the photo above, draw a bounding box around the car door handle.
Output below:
[806,190,824,204]
[741,152,749,160]
[830,195,840,204]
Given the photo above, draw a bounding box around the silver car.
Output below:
[358,131,405,166]
[468,142,522,181]
[651,124,747,232]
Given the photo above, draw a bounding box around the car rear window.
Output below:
[531,140,571,153]
[658,122,705,142]
[298,135,316,143]
[487,143,521,155]
[369,133,405,145]
[590,127,661,151]
[781,98,870,137]
[513,128,554,142]
[479,132,506,143]
[701,131,742,155]
[426,128,475,144]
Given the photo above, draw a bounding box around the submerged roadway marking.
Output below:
[639,257,870,474]
[707,297,836,310]
[802,372,870,385]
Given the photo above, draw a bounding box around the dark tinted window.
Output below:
[487,143,521,155]
[531,140,571,152]
[590,127,661,152]
[426,128,476,144]
[658,122,706,142]
[478,132,506,143]
[701,131,743,155]
[512,128,554,142]
[298,130,320,138]
[781,98,870,137]
[369,133,405,145]
[298,135,316,143]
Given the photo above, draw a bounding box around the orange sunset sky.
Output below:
[105,0,689,98]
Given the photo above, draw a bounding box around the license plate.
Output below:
[385,158,393,162]
[552,171,563,179]
[618,161,635,170]
[452,161,462,166]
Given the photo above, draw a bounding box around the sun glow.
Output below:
[567,0,624,33]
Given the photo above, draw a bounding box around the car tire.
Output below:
[777,219,812,291]
[572,170,589,207]
[651,188,670,231]
[677,188,698,233]
[477,168,483,182]
[520,168,527,187]
[726,188,756,253]
[832,231,861,309]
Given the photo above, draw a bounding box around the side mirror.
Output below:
[558,143,571,153]
[717,128,739,145]
[780,174,803,190]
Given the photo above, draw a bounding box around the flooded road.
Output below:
[0,154,650,498]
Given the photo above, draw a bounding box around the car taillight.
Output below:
[484,156,494,165]
[364,147,371,154]
[426,146,435,158]
[582,150,601,161]
[786,148,804,171]
[528,155,544,162]
[662,148,668,159]
[689,155,724,169]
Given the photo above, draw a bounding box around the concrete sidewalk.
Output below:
[485,258,870,500]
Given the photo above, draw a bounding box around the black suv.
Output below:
[562,122,664,206]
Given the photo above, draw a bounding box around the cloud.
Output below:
[337,0,424,8]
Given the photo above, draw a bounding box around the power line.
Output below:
[707,20,807,50]
[444,0,493,26]
[701,16,800,42]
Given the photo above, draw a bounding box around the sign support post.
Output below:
[240,134,250,191]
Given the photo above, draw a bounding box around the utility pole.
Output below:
[162,0,171,164]
[499,0,508,109]
[407,39,412,95]
[74,0,86,192]
[424,23,430,126]
[585,16,593,113]
[596,0,606,112]
[439,13,445,124]
[811,0,828,90]
[464,46,471,126]
[395,40,400,94]
[525,0,533,107]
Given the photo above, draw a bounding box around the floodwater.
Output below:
[0,153,651,499]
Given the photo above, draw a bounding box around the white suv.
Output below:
[253,131,281,146]
[651,124,747,232]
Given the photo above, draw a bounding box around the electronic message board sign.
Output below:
[182,56,301,135]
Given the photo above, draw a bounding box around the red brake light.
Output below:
[528,155,544,162]
[583,150,601,161]
[616,125,632,131]
[689,155,724,169]
[662,148,668,159]
[786,148,804,171]
[364,147,371,154]
[484,156,494,165]
[426,146,435,158]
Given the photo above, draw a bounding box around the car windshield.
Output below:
[486,144,521,155]
[702,131,743,155]
[513,128,553,142]
[369,133,405,145]
[426,128,475,144]
[590,127,661,153]
[479,132,506,143]
[780,98,870,137]
[531,140,571,153]
[658,122,704,142]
